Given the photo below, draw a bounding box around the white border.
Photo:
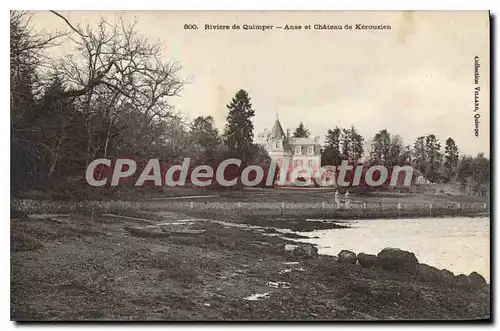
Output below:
[6,1,498,10]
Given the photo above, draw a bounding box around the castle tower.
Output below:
[263,117,322,187]
[269,118,285,140]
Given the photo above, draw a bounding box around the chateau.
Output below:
[259,118,322,185]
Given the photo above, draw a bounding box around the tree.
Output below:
[38,74,87,178]
[388,134,406,166]
[369,130,409,166]
[412,136,426,175]
[223,89,255,166]
[321,127,342,165]
[112,106,187,159]
[52,12,185,166]
[401,145,413,166]
[191,116,221,159]
[340,126,364,162]
[11,11,66,194]
[292,122,310,138]
[456,155,473,190]
[369,129,391,165]
[424,134,442,183]
[10,11,64,121]
[456,153,490,195]
[471,153,490,195]
[443,137,459,183]
[349,126,365,162]
[10,11,187,197]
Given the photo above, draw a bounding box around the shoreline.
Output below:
[287,222,490,282]
[11,211,490,320]
[180,207,489,222]
[11,198,489,227]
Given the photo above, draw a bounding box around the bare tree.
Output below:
[51,12,185,164]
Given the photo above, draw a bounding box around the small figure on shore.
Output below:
[334,189,340,208]
[345,190,351,209]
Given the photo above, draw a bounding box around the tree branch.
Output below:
[50,10,89,39]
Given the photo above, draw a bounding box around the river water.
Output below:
[296,217,490,281]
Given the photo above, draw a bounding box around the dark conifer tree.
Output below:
[223,89,255,166]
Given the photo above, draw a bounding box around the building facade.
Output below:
[261,118,322,185]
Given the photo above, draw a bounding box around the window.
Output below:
[308,160,314,168]
[294,160,302,168]
[308,146,314,155]
[295,146,302,155]
[275,141,280,148]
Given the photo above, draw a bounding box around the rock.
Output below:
[286,243,318,259]
[416,263,440,278]
[416,264,455,284]
[456,274,471,286]
[337,250,357,264]
[357,253,377,268]
[376,247,418,273]
[439,269,457,284]
[469,271,487,285]
[440,269,455,279]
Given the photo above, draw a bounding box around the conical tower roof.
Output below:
[270,118,285,139]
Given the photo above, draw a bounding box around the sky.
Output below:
[31,10,490,156]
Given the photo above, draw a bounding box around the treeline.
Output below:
[10,11,275,197]
[293,121,489,195]
[10,11,489,197]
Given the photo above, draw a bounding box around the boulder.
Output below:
[456,274,472,286]
[440,269,457,284]
[357,253,377,268]
[469,271,487,285]
[286,243,318,259]
[337,250,357,264]
[416,264,455,284]
[416,263,440,279]
[376,247,418,273]
[440,269,455,280]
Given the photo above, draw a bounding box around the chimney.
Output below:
[314,136,320,143]
[286,129,290,140]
